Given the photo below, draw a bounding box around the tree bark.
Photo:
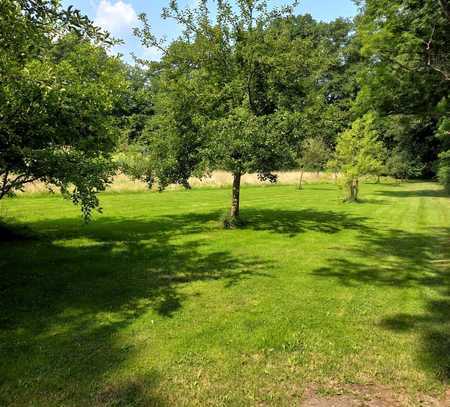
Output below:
[181,179,192,190]
[353,178,359,201]
[346,177,359,202]
[230,171,241,219]
[0,170,9,200]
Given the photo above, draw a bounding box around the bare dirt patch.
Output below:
[301,384,450,407]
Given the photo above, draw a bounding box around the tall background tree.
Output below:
[354,0,450,183]
[297,137,330,189]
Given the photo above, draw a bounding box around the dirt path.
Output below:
[302,384,450,406]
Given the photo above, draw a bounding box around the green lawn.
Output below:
[0,182,449,406]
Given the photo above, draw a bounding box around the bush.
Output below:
[437,150,450,193]
[385,149,424,180]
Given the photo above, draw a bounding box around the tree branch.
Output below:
[425,23,450,81]
[0,170,9,200]
[0,172,41,200]
[439,0,450,22]
[428,63,450,80]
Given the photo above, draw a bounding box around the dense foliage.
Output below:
[438,150,450,192]
[333,113,385,201]
[354,0,450,181]
[0,0,126,218]
[130,0,360,219]
[124,0,449,207]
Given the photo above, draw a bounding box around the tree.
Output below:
[297,137,330,189]
[134,0,323,225]
[0,1,126,219]
[385,148,424,181]
[326,155,340,184]
[437,151,450,192]
[279,15,360,146]
[114,64,154,144]
[333,113,385,202]
[204,109,297,222]
[354,0,450,177]
[436,106,450,192]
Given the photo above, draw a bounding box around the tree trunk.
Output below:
[230,171,241,220]
[353,178,359,201]
[181,179,192,190]
[298,170,304,190]
[346,177,359,202]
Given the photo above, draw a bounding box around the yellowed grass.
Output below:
[18,171,338,195]
[188,170,337,188]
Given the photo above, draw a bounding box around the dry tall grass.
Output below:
[18,170,338,195]
[188,170,337,188]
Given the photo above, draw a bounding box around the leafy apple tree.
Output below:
[0,0,127,219]
[133,0,343,225]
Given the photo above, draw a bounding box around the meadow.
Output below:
[0,181,449,406]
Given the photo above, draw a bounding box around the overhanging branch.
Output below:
[439,0,450,22]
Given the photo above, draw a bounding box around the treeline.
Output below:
[1,1,449,222]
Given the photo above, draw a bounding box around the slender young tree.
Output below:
[297,137,330,189]
[333,113,385,202]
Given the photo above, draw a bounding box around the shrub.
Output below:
[437,150,450,193]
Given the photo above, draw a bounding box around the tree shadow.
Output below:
[312,227,450,381]
[0,219,37,241]
[356,197,388,205]
[94,372,165,407]
[0,211,271,405]
[240,208,369,237]
[376,188,448,198]
[0,206,373,403]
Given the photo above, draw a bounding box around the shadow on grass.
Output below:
[0,219,38,241]
[0,211,270,405]
[240,208,369,237]
[0,206,369,404]
[375,188,448,198]
[312,226,450,382]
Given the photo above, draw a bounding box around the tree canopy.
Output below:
[354,0,450,178]
[0,0,126,218]
[130,0,362,221]
[333,113,385,201]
